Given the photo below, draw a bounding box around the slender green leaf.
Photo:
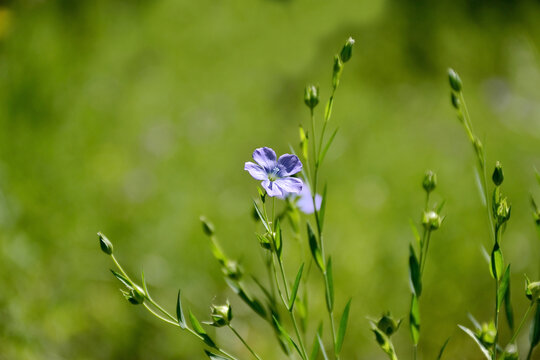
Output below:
[110,270,133,289]
[141,271,149,296]
[335,299,352,355]
[459,325,491,360]
[498,265,511,310]
[226,279,267,319]
[408,245,422,296]
[490,242,504,280]
[530,303,540,350]
[319,128,339,165]
[307,223,325,272]
[318,183,328,232]
[272,316,302,358]
[309,323,323,360]
[204,350,228,360]
[253,200,270,232]
[176,290,187,329]
[409,220,421,249]
[436,337,451,360]
[325,257,334,312]
[288,263,304,311]
[317,333,330,360]
[409,294,420,345]
[504,268,514,330]
[275,219,283,259]
[189,310,216,348]
[324,97,334,123]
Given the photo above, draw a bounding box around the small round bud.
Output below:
[448,68,462,92]
[210,302,232,327]
[451,92,460,109]
[527,281,540,301]
[304,85,319,109]
[98,232,113,255]
[476,321,496,347]
[492,161,504,186]
[200,216,215,236]
[376,313,400,336]
[496,198,511,225]
[422,170,437,193]
[125,285,145,305]
[422,211,442,230]
[339,37,355,63]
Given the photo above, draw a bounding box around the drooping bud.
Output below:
[376,312,401,336]
[422,170,437,194]
[448,68,462,92]
[98,232,113,255]
[304,85,319,109]
[200,216,215,237]
[492,161,504,186]
[451,92,460,109]
[422,211,442,230]
[209,302,232,327]
[339,37,355,63]
[332,55,343,88]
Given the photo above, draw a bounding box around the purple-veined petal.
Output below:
[273,177,303,196]
[262,179,283,197]
[244,162,267,180]
[253,147,277,170]
[277,154,302,176]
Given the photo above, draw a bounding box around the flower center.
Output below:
[268,167,280,182]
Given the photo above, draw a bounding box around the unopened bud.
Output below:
[448,68,462,92]
[200,216,215,236]
[422,211,442,230]
[492,161,504,186]
[210,302,232,327]
[98,232,113,255]
[223,260,243,280]
[304,85,319,109]
[376,313,400,336]
[496,198,511,225]
[124,285,145,305]
[451,92,460,109]
[339,37,355,63]
[422,170,437,193]
[527,280,540,301]
[332,55,343,88]
[476,321,496,347]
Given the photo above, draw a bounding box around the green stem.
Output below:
[526,345,534,360]
[508,301,535,344]
[229,325,263,360]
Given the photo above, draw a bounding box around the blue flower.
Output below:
[244,147,303,197]
[296,184,322,214]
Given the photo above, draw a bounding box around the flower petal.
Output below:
[273,177,303,196]
[262,179,283,197]
[277,154,302,176]
[244,162,267,180]
[298,193,322,214]
[253,147,277,170]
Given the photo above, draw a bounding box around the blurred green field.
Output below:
[1,0,540,359]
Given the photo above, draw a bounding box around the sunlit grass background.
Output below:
[1,0,540,359]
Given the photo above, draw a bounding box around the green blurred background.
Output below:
[1,0,540,359]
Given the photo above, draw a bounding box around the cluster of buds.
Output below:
[207,302,233,327]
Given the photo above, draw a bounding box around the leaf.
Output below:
[141,271,149,296]
[436,337,451,360]
[176,290,187,329]
[272,315,302,358]
[325,257,334,312]
[275,219,283,259]
[253,200,270,232]
[408,245,422,296]
[498,265,511,311]
[317,332,330,360]
[319,128,339,166]
[324,97,334,123]
[299,125,309,161]
[530,303,540,350]
[459,325,491,360]
[189,310,217,349]
[226,279,267,319]
[309,323,322,360]
[409,220,421,249]
[288,263,304,311]
[335,299,352,355]
[307,223,325,272]
[318,183,328,232]
[204,350,229,360]
[409,294,420,345]
[490,242,504,280]
[110,270,133,289]
[503,268,515,330]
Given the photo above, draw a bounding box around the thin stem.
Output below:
[413,344,417,360]
[492,228,501,360]
[112,255,135,284]
[526,345,534,360]
[229,325,263,360]
[144,303,180,326]
[508,301,535,344]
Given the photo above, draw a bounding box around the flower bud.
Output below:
[476,321,496,347]
[223,260,243,280]
[210,302,232,327]
[332,55,343,88]
[123,285,145,305]
[451,92,460,109]
[422,211,442,230]
[422,170,437,193]
[200,216,215,237]
[98,232,113,255]
[496,198,511,225]
[448,68,462,92]
[526,280,540,301]
[376,313,400,336]
[304,85,319,109]
[339,37,355,63]
[492,161,504,186]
